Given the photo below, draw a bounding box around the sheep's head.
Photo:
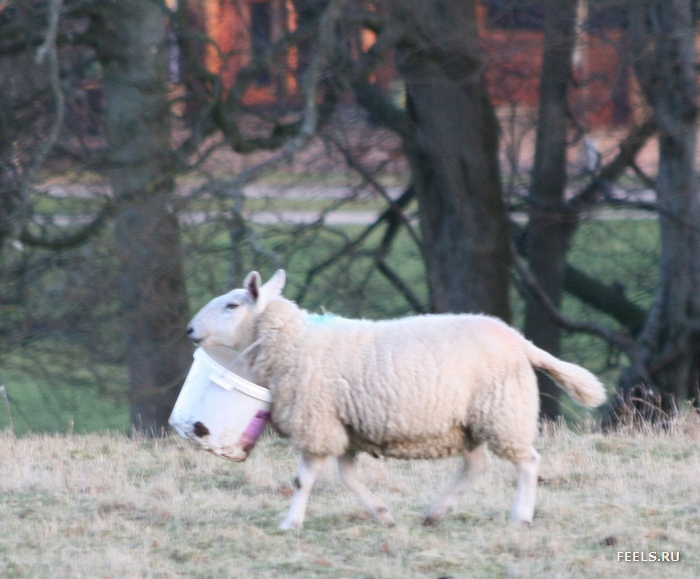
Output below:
[186,269,286,349]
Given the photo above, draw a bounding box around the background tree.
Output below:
[387,0,511,319]
[91,0,192,434]
[607,0,700,424]
[524,0,579,420]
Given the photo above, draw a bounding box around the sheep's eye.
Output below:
[226,303,238,310]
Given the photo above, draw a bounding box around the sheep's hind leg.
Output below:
[279,453,326,531]
[423,445,487,526]
[510,447,540,525]
[337,452,395,527]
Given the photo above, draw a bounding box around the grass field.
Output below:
[1,413,697,578]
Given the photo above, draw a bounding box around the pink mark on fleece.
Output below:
[239,410,271,452]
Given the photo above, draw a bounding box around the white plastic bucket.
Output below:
[168,346,271,461]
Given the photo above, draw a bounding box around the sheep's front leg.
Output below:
[337,452,395,527]
[279,453,326,531]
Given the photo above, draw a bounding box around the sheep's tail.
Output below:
[524,341,607,408]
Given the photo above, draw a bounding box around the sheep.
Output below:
[186,269,606,530]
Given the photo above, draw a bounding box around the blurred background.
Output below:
[1,0,698,436]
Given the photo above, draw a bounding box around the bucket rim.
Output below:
[194,347,272,403]
[210,372,272,402]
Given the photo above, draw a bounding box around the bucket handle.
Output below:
[210,335,267,379]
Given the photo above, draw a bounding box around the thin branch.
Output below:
[32,0,65,166]
[374,257,426,314]
[568,118,656,209]
[19,202,114,250]
[294,186,415,305]
[327,132,421,250]
[511,242,650,383]
[510,219,648,334]
[627,160,656,190]
[299,0,349,137]
[7,0,66,247]
[172,7,319,159]
[209,0,350,197]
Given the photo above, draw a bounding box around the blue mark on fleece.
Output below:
[306,312,340,326]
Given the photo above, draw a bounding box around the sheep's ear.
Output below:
[251,269,284,312]
[244,271,262,301]
[245,270,285,312]
[263,269,286,297]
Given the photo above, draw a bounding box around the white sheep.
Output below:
[186,269,606,530]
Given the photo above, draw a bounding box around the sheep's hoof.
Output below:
[279,519,302,531]
[422,515,441,527]
[509,517,533,527]
[423,505,451,526]
[375,507,396,528]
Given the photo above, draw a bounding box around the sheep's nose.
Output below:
[186,326,200,343]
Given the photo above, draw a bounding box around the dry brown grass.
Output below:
[1,413,698,578]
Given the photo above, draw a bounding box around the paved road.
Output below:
[40,181,657,228]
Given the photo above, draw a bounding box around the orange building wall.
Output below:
[193,0,634,129]
[194,0,294,104]
[478,5,632,129]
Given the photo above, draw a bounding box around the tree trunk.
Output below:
[389,0,511,319]
[92,1,192,435]
[524,0,578,420]
[608,0,700,425]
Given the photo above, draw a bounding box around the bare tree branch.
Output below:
[299,0,349,137]
[295,186,415,304]
[19,202,114,249]
[327,133,422,250]
[207,0,351,199]
[374,257,426,313]
[511,242,650,383]
[567,116,656,211]
[3,0,66,249]
[31,0,65,170]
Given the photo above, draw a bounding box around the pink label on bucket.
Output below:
[238,410,271,453]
